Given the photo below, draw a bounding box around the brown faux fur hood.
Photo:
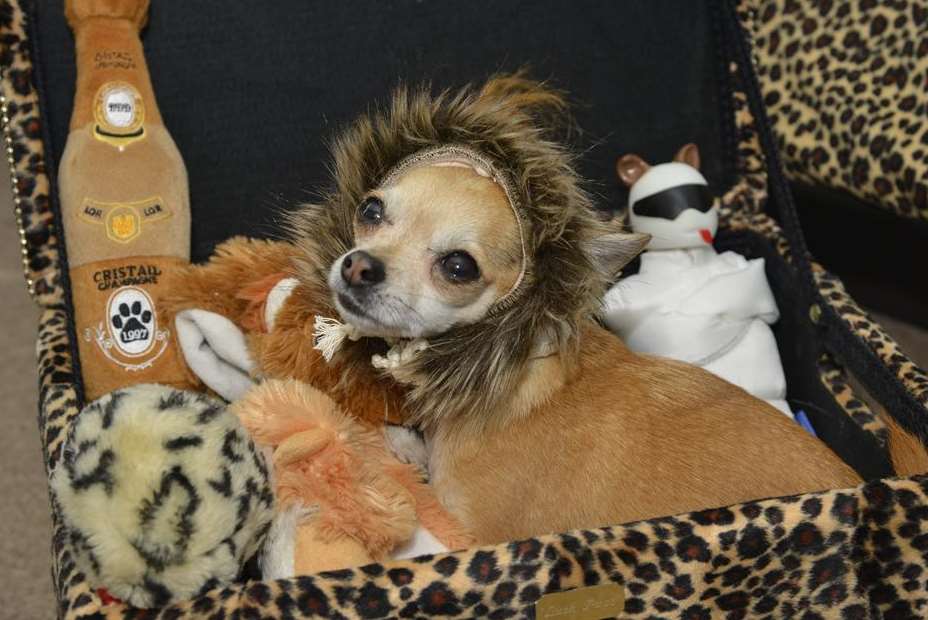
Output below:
[290,75,646,432]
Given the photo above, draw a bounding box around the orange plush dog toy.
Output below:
[232,379,472,576]
[161,237,406,425]
[160,238,472,576]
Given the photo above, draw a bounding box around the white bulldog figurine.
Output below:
[603,144,791,416]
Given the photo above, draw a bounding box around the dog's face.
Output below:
[328,163,523,338]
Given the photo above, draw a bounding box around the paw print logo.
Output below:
[112,301,152,345]
[106,287,157,356]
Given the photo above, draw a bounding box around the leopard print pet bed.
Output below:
[4,0,928,618]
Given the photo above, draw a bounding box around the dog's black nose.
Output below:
[341,250,385,288]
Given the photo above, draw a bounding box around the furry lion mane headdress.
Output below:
[290,73,647,431]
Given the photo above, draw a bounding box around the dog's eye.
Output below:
[358,197,385,225]
[440,251,480,283]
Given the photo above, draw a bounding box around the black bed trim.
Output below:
[27,2,87,407]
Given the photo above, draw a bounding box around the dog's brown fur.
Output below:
[877,407,928,476]
[291,75,875,543]
[431,323,862,542]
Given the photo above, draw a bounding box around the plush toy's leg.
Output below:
[262,501,374,578]
[294,520,373,576]
[174,309,256,400]
[384,463,475,552]
[384,425,430,473]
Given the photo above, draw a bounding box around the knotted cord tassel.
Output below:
[372,338,429,370]
[312,316,361,362]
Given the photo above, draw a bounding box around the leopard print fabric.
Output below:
[0,0,63,305]
[814,265,928,412]
[713,77,889,443]
[3,0,78,477]
[717,47,793,262]
[38,308,80,471]
[69,476,928,619]
[716,53,886,445]
[818,352,887,446]
[719,86,768,217]
[745,0,928,220]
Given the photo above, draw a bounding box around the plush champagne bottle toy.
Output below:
[59,0,194,399]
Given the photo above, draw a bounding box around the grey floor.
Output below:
[0,188,52,617]
[0,184,926,618]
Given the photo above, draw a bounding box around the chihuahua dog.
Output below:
[293,76,865,545]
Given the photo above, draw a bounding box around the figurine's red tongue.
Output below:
[96,588,121,606]
[699,229,714,244]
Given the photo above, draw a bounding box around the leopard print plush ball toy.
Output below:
[51,384,274,608]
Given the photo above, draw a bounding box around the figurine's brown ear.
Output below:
[616,154,650,187]
[673,143,701,170]
[586,230,651,280]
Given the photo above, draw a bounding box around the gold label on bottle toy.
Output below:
[78,196,171,244]
[93,81,146,147]
[536,584,626,620]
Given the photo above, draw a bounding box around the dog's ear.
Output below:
[586,230,651,279]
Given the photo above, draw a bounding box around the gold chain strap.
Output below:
[0,77,37,299]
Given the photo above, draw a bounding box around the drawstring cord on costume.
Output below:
[313,315,428,369]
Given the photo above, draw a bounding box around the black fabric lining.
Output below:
[820,308,928,448]
[25,4,86,408]
[719,0,813,283]
[32,0,726,257]
[792,182,928,329]
[708,0,739,191]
